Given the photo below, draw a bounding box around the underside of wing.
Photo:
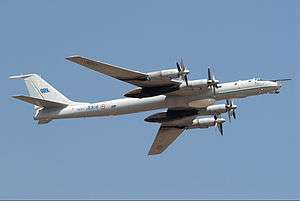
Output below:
[145,108,199,123]
[148,125,185,155]
[66,55,179,88]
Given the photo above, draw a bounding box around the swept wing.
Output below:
[66,55,180,88]
[148,125,185,155]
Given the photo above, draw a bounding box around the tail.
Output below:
[10,74,73,110]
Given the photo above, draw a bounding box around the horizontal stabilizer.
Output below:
[12,95,68,109]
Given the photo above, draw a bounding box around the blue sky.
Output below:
[1,0,299,199]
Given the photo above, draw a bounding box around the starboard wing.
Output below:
[148,125,185,155]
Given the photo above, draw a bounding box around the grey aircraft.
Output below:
[10,56,290,155]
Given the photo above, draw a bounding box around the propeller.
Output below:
[213,115,225,136]
[207,67,220,95]
[176,58,189,86]
[225,99,237,122]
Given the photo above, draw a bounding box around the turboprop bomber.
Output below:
[10,56,290,155]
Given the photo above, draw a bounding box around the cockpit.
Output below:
[253,77,263,81]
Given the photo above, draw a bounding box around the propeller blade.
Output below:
[208,68,212,80]
[212,74,216,81]
[214,115,217,120]
[207,67,220,95]
[176,58,189,86]
[176,62,181,72]
[217,123,223,136]
[212,67,218,80]
[226,99,236,122]
[232,110,236,119]
[228,111,232,123]
[184,75,189,86]
[180,58,185,71]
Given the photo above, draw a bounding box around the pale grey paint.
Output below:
[10,71,283,155]
[31,78,280,122]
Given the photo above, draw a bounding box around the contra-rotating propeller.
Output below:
[176,58,189,86]
[213,115,225,136]
[207,67,220,95]
[225,99,237,122]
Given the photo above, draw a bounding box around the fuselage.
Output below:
[35,78,280,121]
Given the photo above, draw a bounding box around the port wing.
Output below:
[66,55,179,87]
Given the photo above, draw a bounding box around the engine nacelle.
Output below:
[147,69,181,80]
[206,104,227,114]
[188,117,225,129]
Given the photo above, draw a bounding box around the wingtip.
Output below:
[9,74,35,79]
[148,152,157,156]
[148,149,161,156]
[11,95,25,100]
[65,55,81,61]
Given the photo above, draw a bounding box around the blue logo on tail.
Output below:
[40,88,50,93]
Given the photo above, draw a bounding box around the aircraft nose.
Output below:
[268,81,281,93]
[272,81,281,88]
[266,80,279,87]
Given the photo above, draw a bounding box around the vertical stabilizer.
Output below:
[10,74,73,104]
